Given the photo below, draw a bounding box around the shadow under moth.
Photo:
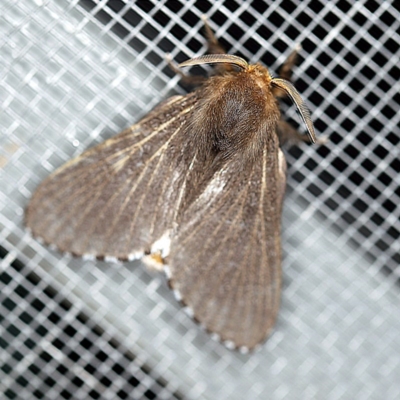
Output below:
[25,20,316,353]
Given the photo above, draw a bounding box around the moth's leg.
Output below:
[274,44,312,144]
[201,15,226,54]
[275,46,327,146]
[166,15,227,84]
[202,15,236,76]
[273,44,301,98]
[278,44,302,81]
[277,120,327,146]
[276,120,305,146]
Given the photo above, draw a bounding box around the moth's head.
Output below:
[179,54,316,144]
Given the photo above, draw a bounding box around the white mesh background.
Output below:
[1,1,400,399]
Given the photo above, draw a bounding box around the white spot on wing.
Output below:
[104,255,120,264]
[164,265,172,279]
[239,346,250,355]
[223,340,235,350]
[173,289,182,302]
[151,231,171,258]
[201,172,226,200]
[127,251,142,261]
[210,333,221,342]
[183,306,194,318]
[48,243,57,251]
[82,253,95,261]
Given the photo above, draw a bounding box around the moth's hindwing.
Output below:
[25,94,196,260]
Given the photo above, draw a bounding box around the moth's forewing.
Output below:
[25,94,197,260]
[167,143,287,351]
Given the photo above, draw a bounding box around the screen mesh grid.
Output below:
[1,1,400,399]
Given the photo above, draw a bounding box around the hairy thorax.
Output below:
[187,65,281,162]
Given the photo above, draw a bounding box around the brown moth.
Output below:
[25,21,316,353]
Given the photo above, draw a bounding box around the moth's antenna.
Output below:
[271,78,316,143]
[179,54,248,70]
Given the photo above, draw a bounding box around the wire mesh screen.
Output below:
[1,1,400,399]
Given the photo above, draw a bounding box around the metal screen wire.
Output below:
[1,1,400,399]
